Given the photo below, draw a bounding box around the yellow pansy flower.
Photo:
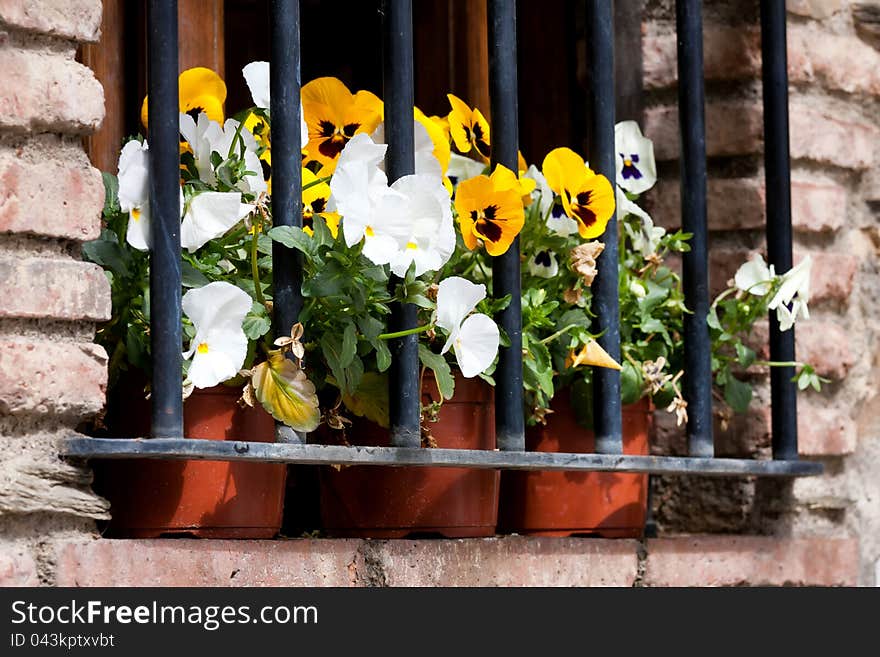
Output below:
[454,164,524,256]
[301,77,383,172]
[542,147,615,240]
[447,93,491,161]
[302,167,339,238]
[141,67,227,129]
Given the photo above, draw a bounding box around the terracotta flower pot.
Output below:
[94,384,287,539]
[498,390,651,538]
[319,374,499,538]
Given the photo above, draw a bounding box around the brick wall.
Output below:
[643,0,879,585]
[0,0,110,585]
[0,0,872,587]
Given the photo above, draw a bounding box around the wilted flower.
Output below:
[567,339,621,371]
[570,241,605,286]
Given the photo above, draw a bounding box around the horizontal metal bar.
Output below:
[63,438,823,478]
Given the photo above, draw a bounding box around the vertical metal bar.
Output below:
[586,0,622,454]
[383,0,420,447]
[147,0,182,439]
[761,0,798,460]
[676,0,714,457]
[488,0,524,452]
[270,0,304,444]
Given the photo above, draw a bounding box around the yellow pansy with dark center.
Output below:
[542,147,615,240]
[454,164,525,257]
[141,67,227,129]
[301,77,383,172]
[447,93,491,161]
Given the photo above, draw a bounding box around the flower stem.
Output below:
[250,228,267,307]
[539,323,579,345]
[377,324,433,340]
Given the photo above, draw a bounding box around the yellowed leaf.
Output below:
[569,339,622,371]
[251,353,321,432]
[341,372,390,429]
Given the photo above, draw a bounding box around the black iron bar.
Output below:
[64,438,823,477]
[383,0,420,448]
[676,0,714,457]
[488,0,524,452]
[761,0,798,461]
[586,0,622,454]
[147,0,182,439]
[270,0,304,444]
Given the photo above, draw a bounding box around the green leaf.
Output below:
[735,342,756,368]
[620,360,644,405]
[418,345,455,400]
[374,340,392,372]
[251,354,321,432]
[82,234,130,278]
[101,172,120,216]
[707,306,722,330]
[340,322,357,368]
[242,302,271,340]
[180,261,210,288]
[302,260,347,297]
[268,226,316,256]
[724,376,753,414]
[342,372,390,428]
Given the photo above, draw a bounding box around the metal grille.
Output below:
[64,0,822,479]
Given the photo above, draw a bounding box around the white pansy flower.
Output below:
[182,282,252,389]
[546,203,580,237]
[436,277,500,378]
[734,253,776,296]
[117,139,151,251]
[242,60,309,148]
[181,191,255,252]
[614,120,657,195]
[618,187,665,255]
[528,250,559,278]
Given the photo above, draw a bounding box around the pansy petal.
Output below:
[118,140,150,211]
[242,61,270,109]
[735,253,774,296]
[453,313,500,378]
[181,191,254,252]
[126,202,151,251]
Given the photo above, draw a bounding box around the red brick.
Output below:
[0,45,104,134]
[786,0,847,20]
[791,177,847,233]
[55,539,363,587]
[0,0,102,42]
[647,178,766,232]
[796,321,853,381]
[645,102,764,162]
[0,143,104,241]
[798,401,857,456]
[0,258,110,321]
[789,100,877,169]
[644,536,859,586]
[643,23,761,90]
[373,537,639,587]
[788,25,880,97]
[795,250,857,303]
[0,545,39,586]
[0,340,107,417]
